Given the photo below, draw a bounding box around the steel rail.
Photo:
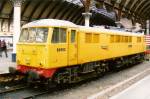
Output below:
[0,84,28,94]
[23,90,50,99]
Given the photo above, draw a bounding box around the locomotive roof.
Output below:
[78,26,144,36]
[22,19,77,28]
[22,19,144,37]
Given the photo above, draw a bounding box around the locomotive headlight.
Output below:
[40,62,42,66]
[39,59,46,67]
[39,61,44,67]
[25,58,30,65]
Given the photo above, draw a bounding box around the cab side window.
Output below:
[19,28,29,42]
[85,33,92,43]
[71,30,76,43]
[52,27,66,43]
[137,37,141,43]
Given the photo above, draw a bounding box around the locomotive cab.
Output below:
[17,27,49,68]
[16,22,78,79]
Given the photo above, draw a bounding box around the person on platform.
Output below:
[1,40,8,58]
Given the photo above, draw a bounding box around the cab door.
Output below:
[49,27,68,68]
[68,29,78,65]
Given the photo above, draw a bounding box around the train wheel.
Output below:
[53,67,80,84]
[9,67,17,74]
[96,62,109,76]
[47,78,57,89]
[95,67,104,77]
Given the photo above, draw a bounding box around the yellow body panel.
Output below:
[68,29,78,66]
[78,28,145,64]
[17,26,146,69]
[17,43,48,68]
[48,44,68,68]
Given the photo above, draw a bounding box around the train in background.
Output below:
[145,35,150,53]
[10,19,146,85]
[145,35,150,59]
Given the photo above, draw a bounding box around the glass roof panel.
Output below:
[64,0,83,6]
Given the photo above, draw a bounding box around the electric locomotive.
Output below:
[11,19,146,84]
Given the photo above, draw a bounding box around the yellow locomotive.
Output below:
[15,19,145,84]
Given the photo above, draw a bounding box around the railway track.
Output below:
[0,73,27,96]
[0,73,25,85]
[0,61,147,99]
[0,85,55,99]
[0,85,28,95]
[0,87,50,99]
[22,90,50,99]
[0,67,131,99]
[0,73,56,99]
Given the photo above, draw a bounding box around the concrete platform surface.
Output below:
[0,51,16,74]
[110,75,150,99]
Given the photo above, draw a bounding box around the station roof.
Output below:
[0,0,149,25]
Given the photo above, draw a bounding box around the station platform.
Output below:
[0,51,16,74]
[110,75,150,99]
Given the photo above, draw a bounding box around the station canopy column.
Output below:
[10,0,24,62]
[82,12,92,27]
[146,20,150,35]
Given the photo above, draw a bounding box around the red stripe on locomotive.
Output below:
[17,65,57,78]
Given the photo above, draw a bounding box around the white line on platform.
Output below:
[87,66,150,99]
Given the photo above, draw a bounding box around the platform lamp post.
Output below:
[10,0,25,62]
[81,0,92,27]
